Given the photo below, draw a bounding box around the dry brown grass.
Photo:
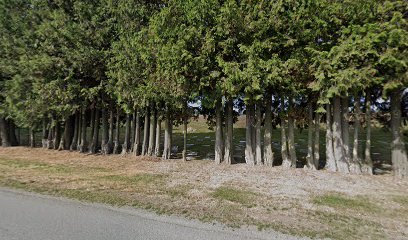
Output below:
[0,147,407,240]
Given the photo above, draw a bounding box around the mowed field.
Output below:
[1,117,408,240]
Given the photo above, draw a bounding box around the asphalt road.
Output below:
[0,188,306,240]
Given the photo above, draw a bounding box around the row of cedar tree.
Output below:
[0,0,407,178]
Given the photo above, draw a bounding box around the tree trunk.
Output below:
[251,106,257,163]
[29,127,35,148]
[130,111,136,152]
[47,119,54,149]
[101,108,109,154]
[58,122,66,151]
[264,95,274,167]
[133,110,141,156]
[390,89,408,178]
[168,119,172,158]
[162,108,172,160]
[59,117,74,151]
[89,109,100,154]
[287,115,297,168]
[89,108,95,147]
[142,106,150,156]
[113,107,121,154]
[364,90,373,172]
[255,103,262,165]
[314,113,320,169]
[182,115,187,161]
[53,121,60,150]
[245,103,255,165]
[154,119,161,157]
[281,97,290,168]
[70,113,79,151]
[224,99,234,164]
[79,108,88,153]
[121,113,131,154]
[352,98,360,162]
[148,108,157,156]
[341,97,350,160]
[350,94,363,174]
[103,107,114,154]
[42,117,48,148]
[342,96,359,172]
[325,103,337,171]
[333,96,349,173]
[0,117,11,147]
[76,116,81,149]
[215,99,224,164]
[306,104,316,170]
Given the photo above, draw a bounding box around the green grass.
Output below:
[313,193,380,213]
[57,189,131,206]
[211,186,257,205]
[256,209,385,240]
[0,158,74,173]
[0,178,133,206]
[164,184,192,199]
[307,211,385,240]
[0,158,111,173]
[99,173,165,185]
[392,195,408,206]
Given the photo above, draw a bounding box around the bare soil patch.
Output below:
[0,147,407,240]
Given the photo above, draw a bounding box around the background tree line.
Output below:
[0,0,407,178]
